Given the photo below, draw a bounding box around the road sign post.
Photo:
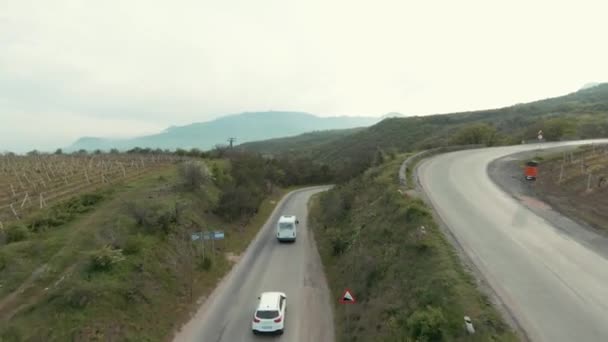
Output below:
[339,289,356,337]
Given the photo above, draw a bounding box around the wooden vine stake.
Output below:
[10,203,19,219]
[40,193,47,208]
[21,192,31,208]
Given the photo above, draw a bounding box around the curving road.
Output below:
[173,186,334,342]
[418,141,608,342]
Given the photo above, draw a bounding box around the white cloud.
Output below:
[1,0,607,151]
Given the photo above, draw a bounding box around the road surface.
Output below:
[173,186,335,342]
[418,141,608,342]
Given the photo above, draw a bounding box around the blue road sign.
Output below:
[192,231,223,241]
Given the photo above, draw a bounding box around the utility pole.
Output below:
[228,137,236,149]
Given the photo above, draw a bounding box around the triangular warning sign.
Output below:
[339,289,356,304]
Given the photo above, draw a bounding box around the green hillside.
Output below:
[309,156,517,341]
[239,128,364,155]
[245,84,608,178]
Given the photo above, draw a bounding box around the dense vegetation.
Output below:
[245,84,608,181]
[239,128,364,155]
[309,156,517,342]
[0,149,331,340]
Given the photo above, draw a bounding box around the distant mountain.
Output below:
[380,112,407,119]
[67,111,380,152]
[580,82,601,90]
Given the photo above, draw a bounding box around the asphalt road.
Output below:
[418,141,608,342]
[173,187,335,342]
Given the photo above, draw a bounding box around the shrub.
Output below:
[0,252,7,271]
[123,236,143,255]
[406,306,447,341]
[0,325,22,342]
[330,236,349,256]
[125,201,157,228]
[63,282,95,309]
[198,256,213,271]
[6,224,28,243]
[178,161,211,191]
[90,245,125,272]
[80,193,104,207]
[405,202,431,223]
[156,211,177,235]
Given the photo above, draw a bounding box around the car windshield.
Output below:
[279,222,293,230]
[256,310,279,319]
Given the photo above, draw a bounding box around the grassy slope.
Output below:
[240,128,364,155]
[309,156,517,342]
[0,163,293,341]
[242,84,608,167]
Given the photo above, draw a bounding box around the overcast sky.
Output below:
[1,0,607,152]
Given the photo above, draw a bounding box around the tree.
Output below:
[450,123,497,146]
[54,148,63,155]
[178,161,211,191]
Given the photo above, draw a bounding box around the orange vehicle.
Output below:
[525,161,538,180]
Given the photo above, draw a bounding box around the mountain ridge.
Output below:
[67,111,379,151]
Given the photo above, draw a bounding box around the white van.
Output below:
[276,215,298,242]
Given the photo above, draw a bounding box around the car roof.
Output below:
[278,215,296,223]
[257,292,286,310]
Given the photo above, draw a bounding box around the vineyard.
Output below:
[535,143,608,232]
[0,153,186,227]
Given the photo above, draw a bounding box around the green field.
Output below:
[0,161,294,341]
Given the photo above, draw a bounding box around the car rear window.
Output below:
[256,310,279,319]
[279,223,293,230]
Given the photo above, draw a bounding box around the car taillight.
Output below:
[274,316,282,323]
[253,317,260,323]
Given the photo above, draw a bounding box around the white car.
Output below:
[277,215,299,242]
[252,292,287,335]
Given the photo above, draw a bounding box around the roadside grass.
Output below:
[310,157,518,342]
[0,162,296,341]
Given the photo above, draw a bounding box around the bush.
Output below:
[80,193,104,207]
[198,256,213,271]
[0,252,7,271]
[405,202,431,223]
[6,224,28,243]
[90,245,125,272]
[178,161,211,191]
[156,211,177,235]
[330,236,349,256]
[123,235,144,255]
[215,185,264,221]
[0,325,22,342]
[63,282,95,309]
[406,306,447,341]
[125,201,157,228]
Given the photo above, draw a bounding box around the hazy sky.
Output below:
[1,0,607,152]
